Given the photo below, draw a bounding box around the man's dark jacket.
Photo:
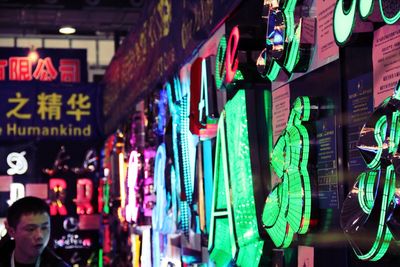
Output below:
[0,235,70,267]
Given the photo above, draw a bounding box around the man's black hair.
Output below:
[6,196,50,228]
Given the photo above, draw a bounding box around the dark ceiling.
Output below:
[0,0,148,37]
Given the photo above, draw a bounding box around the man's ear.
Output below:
[4,220,15,238]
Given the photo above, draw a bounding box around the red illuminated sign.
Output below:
[49,178,68,216]
[225,26,239,84]
[0,56,81,82]
[74,178,94,215]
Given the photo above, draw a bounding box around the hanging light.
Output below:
[59,26,76,35]
[27,47,39,63]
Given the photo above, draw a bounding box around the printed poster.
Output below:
[373,25,400,107]
[272,84,290,143]
[346,73,373,175]
[316,116,339,209]
[316,0,339,66]
[298,246,314,267]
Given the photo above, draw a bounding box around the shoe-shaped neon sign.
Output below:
[333,0,400,46]
[341,81,400,261]
[262,96,318,247]
[257,0,313,81]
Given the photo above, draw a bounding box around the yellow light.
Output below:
[59,26,76,35]
[28,50,39,62]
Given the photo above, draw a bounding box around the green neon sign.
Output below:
[262,96,316,247]
[257,0,312,82]
[333,0,400,46]
[215,36,227,90]
[341,82,400,261]
[208,91,264,266]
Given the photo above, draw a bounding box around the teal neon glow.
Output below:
[166,77,194,236]
[215,36,227,90]
[333,0,357,46]
[334,0,400,45]
[179,94,194,236]
[202,139,214,232]
[208,91,264,266]
[152,144,167,232]
[379,0,400,24]
[359,0,374,19]
[263,96,314,247]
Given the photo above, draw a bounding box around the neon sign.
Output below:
[333,0,400,45]
[166,76,195,236]
[0,55,81,82]
[256,0,313,81]
[262,96,317,247]
[74,178,94,215]
[152,144,167,231]
[189,57,218,138]
[151,144,166,266]
[126,150,140,223]
[54,233,92,249]
[341,82,400,261]
[49,178,68,216]
[7,183,25,206]
[118,145,127,222]
[215,26,257,90]
[143,149,156,217]
[208,91,264,266]
[6,151,28,175]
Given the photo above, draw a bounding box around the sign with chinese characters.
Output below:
[103,0,244,134]
[0,48,87,83]
[0,82,101,140]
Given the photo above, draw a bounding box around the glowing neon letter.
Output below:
[190,57,218,137]
[75,178,94,215]
[225,26,239,84]
[49,178,67,216]
[208,91,264,267]
[8,183,25,206]
[333,0,400,46]
[215,36,227,90]
[262,96,316,247]
[126,150,140,223]
[341,82,400,261]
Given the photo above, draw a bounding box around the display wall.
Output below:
[101,0,400,266]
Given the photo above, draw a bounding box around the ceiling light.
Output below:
[28,50,39,62]
[59,26,76,35]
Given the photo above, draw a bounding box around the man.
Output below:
[0,196,70,267]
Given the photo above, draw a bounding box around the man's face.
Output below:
[9,212,51,262]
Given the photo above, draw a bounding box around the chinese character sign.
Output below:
[0,48,87,83]
[0,82,101,140]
